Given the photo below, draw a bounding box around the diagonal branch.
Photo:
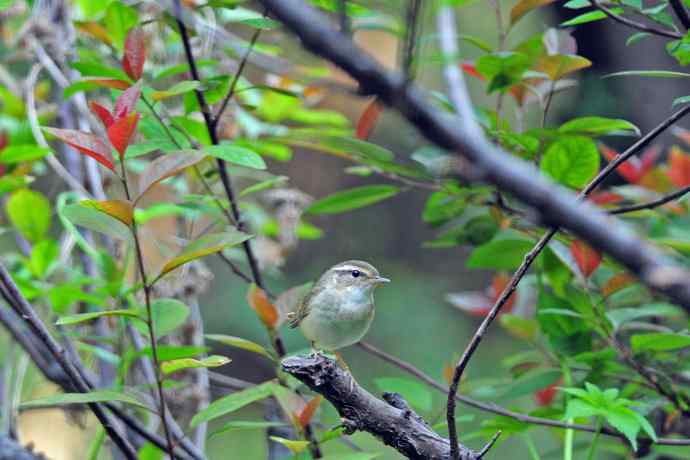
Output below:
[282,353,494,460]
[670,0,690,30]
[590,0,682,38]
[609,185,690,215]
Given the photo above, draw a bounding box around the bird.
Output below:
[287,260,389,352]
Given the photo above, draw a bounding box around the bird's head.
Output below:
[317,260,390,294]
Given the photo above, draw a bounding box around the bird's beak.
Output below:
[373,276,390,284]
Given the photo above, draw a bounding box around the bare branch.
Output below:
[591,0,682,38]
[609,185,690,215]
[282,353,481,459]
[670,0,690,30]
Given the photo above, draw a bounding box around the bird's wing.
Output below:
[287,288,314,328]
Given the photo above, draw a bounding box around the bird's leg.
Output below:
[335,352,356,393]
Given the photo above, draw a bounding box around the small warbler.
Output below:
[287,260,390,351]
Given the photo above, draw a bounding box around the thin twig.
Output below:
[402,0,422,82]
[609,185,690,215]
[337,0,350,35]
[591,0,682,38]
[669,0,690,30]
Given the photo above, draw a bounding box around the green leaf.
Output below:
[190,381,277,427]
[69,61,131,80]
[476,52,529,93]
[374,377,433,412]
[141,345,209,362]
[151,81,201,101]
[239,175,289,197]
[319,454,382,460]
[133,298,190,339]
[540,136,600,188]
[466,233,535,270]
[21,390,148,410]
[29,239,59,279]
[630,332,690,352]
[606,406,643,451]
[105,2,139,50]
[210,421,288,438]
[136,150,206,202]
[161,355,231,374]
[561,9,622,26]
[205,334,275,360]
[607,303,684,330]
[563,398,599,420]
[6,189,51,243]
[157,231,253,279]
[500,368,561,400]
[205,144,267,169]
[558,117,640,137]
[305,185,400,214]
[62,202,132,241]
[667,35,690,66]
[604,70,690,79]
[0,145,51,164]
[56,310,143,326]
[673,95,690,107]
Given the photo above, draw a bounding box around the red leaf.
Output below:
[600,144,641,184]
[123,27,146,81]
[90,101,114,128]
[570,240,601,278]
[108,112,140,159]
[588,191,623,206]
[44,127,114,171]
[640,145,661,175]
[667,146,690,187]
[247,284,279,329]
[356,99,383,140]
[82,78,132,91]
[460,62,484,80]
[491,273,517,313]
[297,395,322,428]
[0,132,7,150]
[114,81,141,120]
[534,381,560,406]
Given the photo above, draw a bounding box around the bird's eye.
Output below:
[351,270,361,278]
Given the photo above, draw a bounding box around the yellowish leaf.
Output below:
[297,396,322,428]
[510,0,554,25]
[268,436,309,454]
[536,54,591,80]
[161,355,231,375]
[247,284,278,329]
[82,199,134,226]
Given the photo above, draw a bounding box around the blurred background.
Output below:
[6,0,690,459]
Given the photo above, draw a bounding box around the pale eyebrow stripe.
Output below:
[334,265,370,274]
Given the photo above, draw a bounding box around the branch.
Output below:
[609,185,690,215]
[357,342,690,446]
[670,0,690,30]
[282,353,494,460]
[591,0,682,38]
[257,0,690,310]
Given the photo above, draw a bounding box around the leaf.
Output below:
[123,27,146,81]
[151,81,201,101]
[108,112,140,159]
[540,136,600,188]
[305,185,400,214]
[466,233,535,270]
[21,390,147,410]
[105,2,139,50]
[62,202,132,241]
[205,334,275,360]
[190,381,277,427]
[604,70,690,79]
[70,61,130,80]
[247,284,279,329]
[29,239,59,279]
[356,99,383,140]
[297,395,323,428]
[141,345,209,362]
[374,377,433,412]
[570,240,601,278]
[501,368,562,400]
[81,199,134,226]
[536,54,591,80]
[510,0,555,25]
[667,146,690,187]
[319,454,381,460]
[205,144,266,169]
[476,52,529,93]
[114,81,141,119]
[43,127,114,171]
[56,310,143,326]
[239,176,289,197]
[558,117,640,137]
[210,421,288,438]
[672,95,690,107]
[631,332,690,352]
[64,79,131,98]
[0,145,51,164]
[561,9,622,27]
[136,150,205,202]
[607,303,684,330]
[268,437,310,454]
[157,231,252,279]
[90,101,114,128]
[135,298,190,339]
[161,355,231,374]
[6,189,51,243]
[500,314,539,340]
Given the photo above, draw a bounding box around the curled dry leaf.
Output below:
[43,127,114,171]
[123,27,146,81]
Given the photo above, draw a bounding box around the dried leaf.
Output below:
[356,99,383,140]
[247,284,278,329]
[136,150,205,202]
[602,272,636,297]
[108,112,140,158]
[81,199,134,226]
[90,101,114,128]
[114,81,141,119]
[43,127,114,171]
[123,27,146,81]
[297,395,322,428]
[570,240,601,278]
